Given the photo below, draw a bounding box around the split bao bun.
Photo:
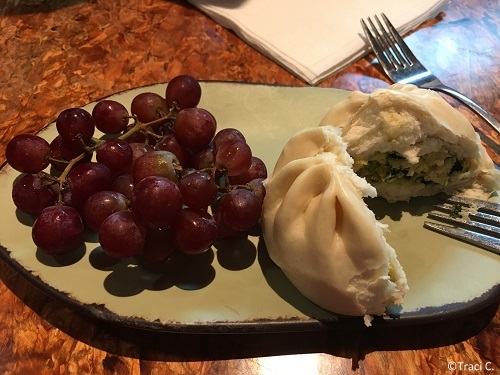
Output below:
[319,83,499,202]
[262,84,498,319]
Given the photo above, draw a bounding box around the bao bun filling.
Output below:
[355,150,469,186]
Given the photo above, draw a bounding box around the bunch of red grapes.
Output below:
[6,75,267,263]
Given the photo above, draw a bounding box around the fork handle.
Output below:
[422,83,500,136]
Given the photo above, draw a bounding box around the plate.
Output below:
[0,82,498,333]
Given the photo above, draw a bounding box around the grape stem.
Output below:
[46,156,70,166]
[217,184,252,193]
[143,129,164,140]
[52,110,176,205]
[37,171,60,186]
[118,110,176,141]
[55,152,87,204]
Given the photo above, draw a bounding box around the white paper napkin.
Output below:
[187,0,449,85]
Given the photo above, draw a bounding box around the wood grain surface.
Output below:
[0,0,498,373]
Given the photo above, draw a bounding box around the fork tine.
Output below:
[380,13,419,66]
[372,15,406,68]
[360,18,394,72]
[368,16,404,69]
[443,195,500,215]
[433,203,500,226]
[427,211,500,237]
[435,204,500,226]
[424,221,500,255]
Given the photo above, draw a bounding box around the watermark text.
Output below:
[447,361,495,372]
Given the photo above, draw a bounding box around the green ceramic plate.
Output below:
[0,82,498,333]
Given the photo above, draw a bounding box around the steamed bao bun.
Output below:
[319,83,499,202]
[262,126,408,317]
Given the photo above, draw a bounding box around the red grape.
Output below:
[99,210,146,258]
[178,170,218,210]
[133,150,179,183]
[173,208,217,254]
[6,134,50,173]
[130,92,168,124]
[190,146,214,170]
[132,176,182,229]
[82,191,128,231]
[32,205,84,255]
[229,156,267,185]
[92,99,130,134]
[155,133,190,166]
[246,178,266,203]
[165,75,202,110]
[96,138,133,175]
[173,107,216,150]
[111,173,135,202]
[12,174,57,215]
[67,162,112,203]
[214,139,252,176]
[212,208,240,239]
[124,142,154,173]
[213,128,245,154]
[56,108,95,148]
[217,189,262,232]
[49,135,91,172]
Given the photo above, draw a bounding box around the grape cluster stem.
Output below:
[47,107,178,205]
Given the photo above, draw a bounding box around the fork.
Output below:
[424,195,500,255]
[361,13,500,136]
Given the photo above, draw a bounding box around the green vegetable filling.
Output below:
[355,151,468,186]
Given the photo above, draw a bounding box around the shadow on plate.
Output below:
[88,246,217,296]
[84,235,258,297]
[365,194,443,222]
[36,244,87,267]
[15,209,36,227]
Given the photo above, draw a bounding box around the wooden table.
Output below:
[0,0,498,373]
